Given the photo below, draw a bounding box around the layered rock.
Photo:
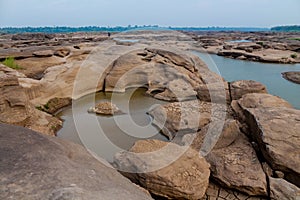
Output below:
[243,107,300,186]
[148,100,227,139]
[192,31,300,63]
[282,71,300,84]
[201,182,267,200]
[104,48,225,102]
[113,140,210,199]
[231,93,292,134]
[0,65,61,136]
[0,123,153,200]
[232,93,300,187]
[229,80,267,100]
[40,97,72,114]
[181,120,267,196]
[88,102,121,115]
[269,177,300,200]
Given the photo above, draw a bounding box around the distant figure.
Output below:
[107,32,111,37]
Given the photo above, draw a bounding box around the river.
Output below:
[57,53,300,162]
[194,52,300,109]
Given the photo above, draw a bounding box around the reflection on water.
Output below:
[228,39,252,43]
[194,52,300,109]
[57,88,168,162]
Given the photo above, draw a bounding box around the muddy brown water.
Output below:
[57,88,168,162]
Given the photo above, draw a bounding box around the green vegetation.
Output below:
[288,38,300,41]
[256,41,264,46]
[291,53,298,59]
[271,25,300,32]
[2,57,22,69]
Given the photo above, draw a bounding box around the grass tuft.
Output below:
[2,57,22,70]
[291,53,298,59]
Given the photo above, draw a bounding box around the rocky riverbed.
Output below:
[189,31,300,63]
[0,31,299,199]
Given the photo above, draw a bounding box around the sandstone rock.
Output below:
[234,43,262,51]
[231,93,299,187]
[148,100,227,139]
[0,66,61,136]
[206,133,267,196]
[200,182,267,200]
[11,33,55,40]
[16,56,66,79]
[184,119,240,151]
[269,177,300,200]
[181,120,267,196]
[0,123,153,200]
[88,102,121,115]
[113,140,210,199]
[104,48,223,102]
[233,93,293,109]
[282,71,300,84]
[229,80,267,100]
[40,97,72,114]
[271,43,287,51]
[33,50,54,57]
[231,93,293,134]
[0,63,26,79]
[54,48,71,57]
[196,82,230,103]
[242,107,300,187]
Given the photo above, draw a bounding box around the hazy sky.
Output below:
[0,0,299,27]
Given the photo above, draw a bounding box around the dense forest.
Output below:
[271,25,300,32]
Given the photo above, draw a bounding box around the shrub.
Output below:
[291,54,298,59]
[288,38,300,41]
[2,57,22,69]
[256,41,264,46]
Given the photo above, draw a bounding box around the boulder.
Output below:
[113,140,210,199]
[229,80,267,100]
[148,100,227,139]
[54,48,71,58]
[181,120,267,196]
[232,93,293,110]
[88,102,121,115]
[232,94,300,187]
[269,177,300,200]
[242,107,300,187]
[282,71,300,84]
[0,123,153,200]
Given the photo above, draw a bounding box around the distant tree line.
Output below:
[271,25,300,32]
[0,25,271,34]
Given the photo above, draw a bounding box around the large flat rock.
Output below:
[0,123,153,200]
[148,100,227,139]
[244,107,300,187]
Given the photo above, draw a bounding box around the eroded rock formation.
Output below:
[0,123,153,200]
[282,71,300,84]
[113,140,210,199]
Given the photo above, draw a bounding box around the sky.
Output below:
[0,0,299,28]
